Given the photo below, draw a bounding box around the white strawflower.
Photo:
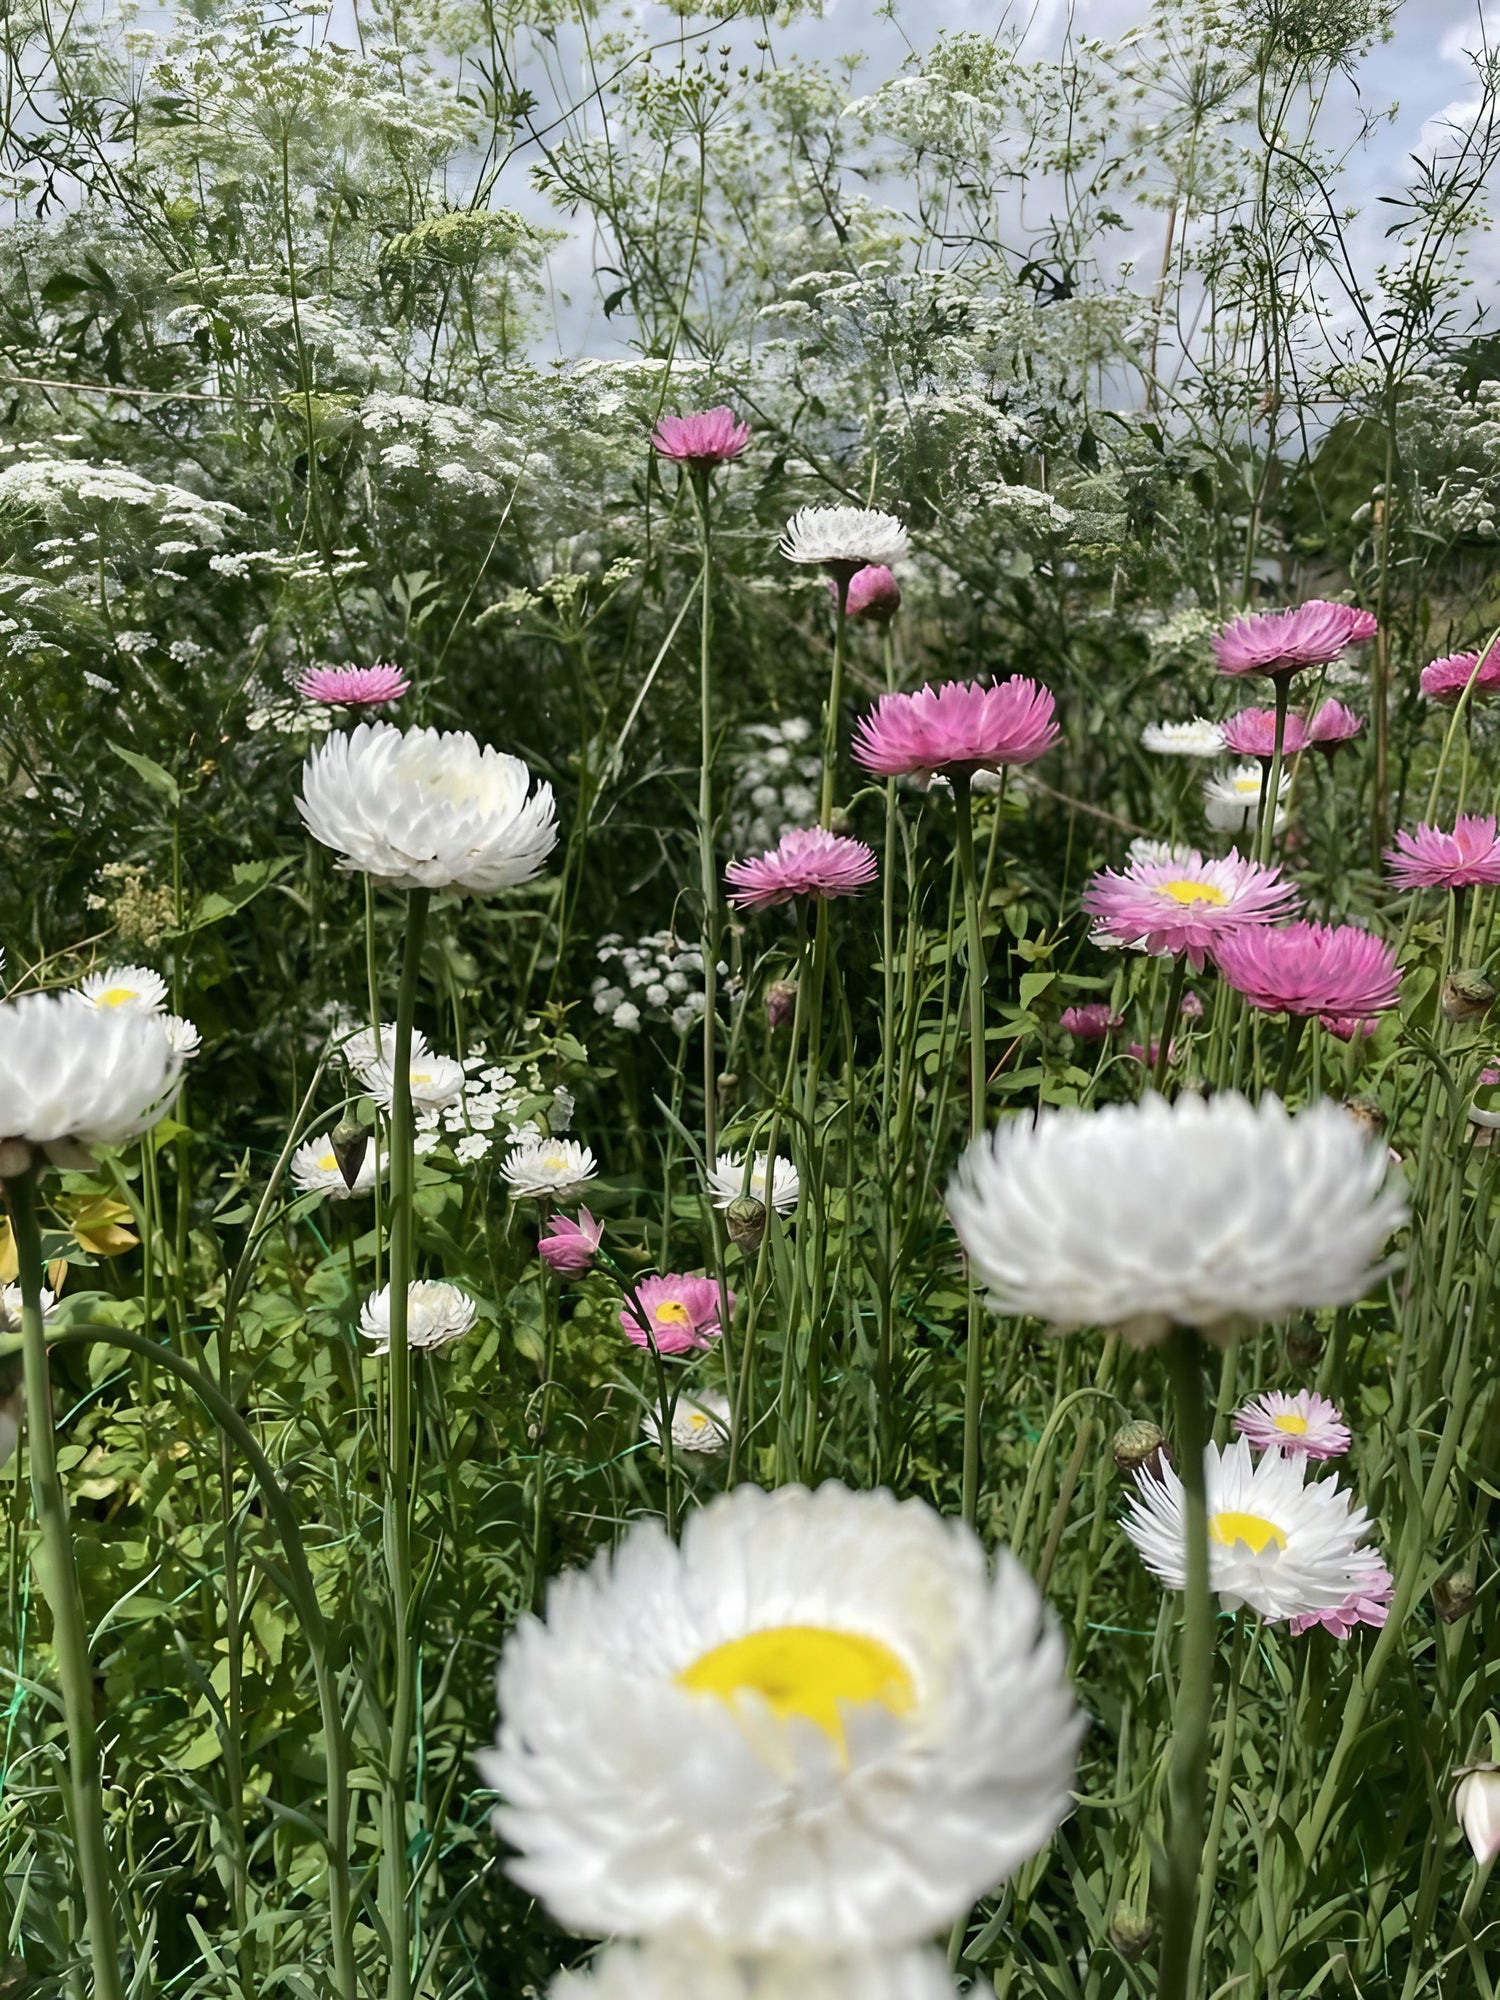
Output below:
[780,506,909,572]
[164,1015,202,1061]
[359,1280,477,1352]
[362,1051,466,1112]
[481,1481,1081,1949]
[502,1137,597,1201]
[0,1283,57,1329]
[946,1093,1406,1348]
[298,723,557,893]
[76,963,168,1012]
[1127,838,1199,870]
[290,1132,383,1198]
[642,1388,731,1456]
[0,993,186,1174]
[548,1942,959,2000]
[705,1151,799,1216]
[342,1020,428,1074]
[1141,718,1224,756]
[1203,762,1290,834]
[1123,1438,1389,1622]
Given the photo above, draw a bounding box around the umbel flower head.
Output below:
[1220,708,1309,759]
[1213,600,1377,680]
[547,1941,961,2000]
[1386,815,1500,892]
[1202,762,1291,835]
[780,505,909,578]
[298,723,557,894]
[1420,642,1500,703]
[1234,1389,1351,1461]
[1140,717,1224,757]
[75,963,168,1012]
[291,1130,384,1199]
[650,408,751,469]
[1082,846,1297,970]
[852,678,1059,782]
[481,1481,1082,1949]
[502,1138,597,1203]
[360,1280,477,1353]
[725,828,877,910]
[296,663,410,707]
[946,1092,1407,1347]
[620,1274,732,1356]
[706,1150,799,1215]
[1123,1437,1390,1629]
[641,1387,732,1456]
[0,992,187,1175]
[1214,921,1401,1019]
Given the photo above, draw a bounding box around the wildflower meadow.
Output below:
[3,0,1500,1996]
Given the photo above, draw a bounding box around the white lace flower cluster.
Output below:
[339,1020,573,1164]
[591,932,729,1036]
[726,718,820,853]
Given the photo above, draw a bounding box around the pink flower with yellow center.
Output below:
[649,407,750,469]
[1214,921,1400,1019]
[725,827,877,910]
[1060,1003,1123,1040]
[1307,699,1363,751]
[1419,643,1500,704]
[296,663,411,707]
[620,1274,733,1356]
[1234,1389,1351,1461]
[1220,708,1310,759]
[1082,847,1298,970]
[538,1209,603,1276]
[1286,1563,1393,1639]
[852,677,1058,781]
[1213,601,1377,681]
[1385,815,1500,892]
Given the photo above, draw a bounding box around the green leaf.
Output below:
[108,742,180,804]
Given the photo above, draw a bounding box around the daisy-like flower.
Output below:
[1128,837,1199,869]
[481,1481,1082,1948]
[620,1275,732,1356]
[1060,1003,1124,1040]
[0,1283,57,1330]
[0,992,187,1175]
[946,1092,1407,1347]
[298,723,557,894]
[642,1387,732,1456]
[1213,601,1377,681]
[706,1151,799,1215]
[852,679,1059,781]
[290,1131,383,1198]
[538,1209,602,1275]
[502,1138,597,1202]
[361,1050,467,1112]
[1082,846,1297,970]
[295,663,411,707]
[1220,708,1310,759]
[1140,718,1224,757]
[650,407,751,469]
[359,1280,477,1353]
[844,564,902,622]
[780,506,909,577]
[1285,1565,1393,1639]
[163,1015,201,1062]
[1214,921,1401,1019]
[1123,1438,1389,1624]
[1234,1389,1351,1460]
[1386,815,1500,891]
[1307,699,1363,750]
[1202,762,1292,835]
[76,963,168,1013]
[548,1940,960,2000]
[725,828,876,910]
[1419,644,1500,704]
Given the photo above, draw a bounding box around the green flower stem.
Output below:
[953,770,989,1526]
[606,1258,679,1536]
[1189,1615,1245,1988]
[6,1171,125,2000]
[819,578,850,828]
[381,884,430,2000]
[529,1250,559,1605]
[693,467,721,1174]
[1154,955,1189,1096]
[1256,673,1292,869]
[1157,1326,1215,2000]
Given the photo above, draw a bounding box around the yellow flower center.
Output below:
[96,987,138,1008]
[1233,774,1259,795]
[654,1299,691,1325]
[1159,878,1228,907]
[1271,1413,1309,1435]
[686,1411,710,1430]
[411,1070,431,1086]
[677,1624,915,1742]
[1210,1510,1287,1556]
[318,1153,338,1173]
[544,1153,568,1171]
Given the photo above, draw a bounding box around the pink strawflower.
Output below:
[1180,990,1206,1020]
[1287,1563,1394,1639]
[1420,643,1500,704]
[725,827,877,910]
[1082,847,1299,971]
[1215,921,1401,1019]
[296,663,411,707]
[852,677,1059,780]
[538,1208,603,1276]
[1307,699,1363,750]
[1127,1038,1180,1068]
[620,1274,733,1356]
[1234,1388,1351,1461]
[1321,1014,1377,1042]
[1385,815,1500,891]
[842,565,902,622]
[649,407,750,469]
[1220,707,1309,759]
[1060,1003,1123,1040]
[1213,601,1377,681]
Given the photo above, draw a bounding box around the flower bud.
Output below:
[829,807,854,838]
[843,563,902,622]
[766,980,797,1029]
[724,1194,767,1257]
[1285,1317,1324,1370]
[1433,1569,1476,1625]
[1443,970,1495,1024]
[716,1071,739,1113]
[1457,1766,1500,1865]
[1108,1906,1155,1961]
[1112,1419,1167,1480]
[331,1117,369,1190]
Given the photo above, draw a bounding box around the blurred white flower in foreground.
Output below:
[548,1942,961,2000]
[0,993,188,1175]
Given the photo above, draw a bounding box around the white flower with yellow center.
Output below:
[481,1481,1082,1949]
[1123,1437,1388,1621]
[1141,718,1224,757]
[1203,762,1290,834]
[290,1131,383,1199]
[642,1388,731,1455]
[359,1280,477,1353]
[548,1942,961,2000]
[705,1151,799,1216]
[502,1138,597,1202]
[0,992,186,1174]
[76,964,168,1013]
[361,1051,466,1113]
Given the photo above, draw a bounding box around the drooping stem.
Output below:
[6,1169,125,2000]
[1158,1326,1216,2000]
[1153,954,1189,1096]
[819,576,850,828]
[953,770,989,1526]
[1257,673,1292,868]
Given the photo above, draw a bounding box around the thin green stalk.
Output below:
[819,579,849,828]
[1154,955,1188,1096]
[1189,1616,1245,1989]
[1257,674,1292,868]
[1273,1011,1307,1101]
[953,771,988,1526]
[694,467,720,1175]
